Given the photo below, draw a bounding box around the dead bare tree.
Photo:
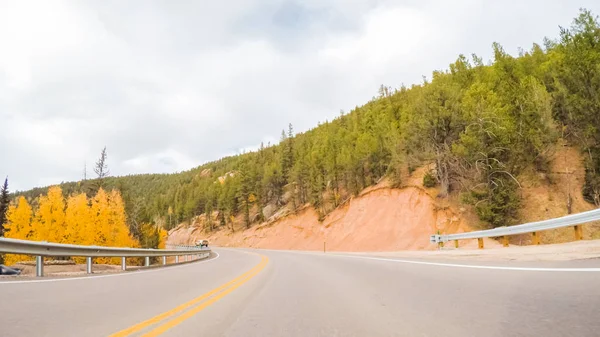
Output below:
[94,146,110,179]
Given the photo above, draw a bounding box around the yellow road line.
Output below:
[109,255,268,337]
[141,256,268,336]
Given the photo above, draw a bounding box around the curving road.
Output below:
[1,248,599,336]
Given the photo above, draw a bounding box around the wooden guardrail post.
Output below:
[454,240,459,249]
[574,225,583,240]
[502,236,509,247]
[477,238,484,249]
[532,231,540,245]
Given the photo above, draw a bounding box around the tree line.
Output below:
[12,9,600,233]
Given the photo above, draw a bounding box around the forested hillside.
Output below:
[16,10,600,234]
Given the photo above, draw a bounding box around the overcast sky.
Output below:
[1,1,599,191]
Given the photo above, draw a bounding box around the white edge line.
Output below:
[0,252,220,284]
[332,254,600,272]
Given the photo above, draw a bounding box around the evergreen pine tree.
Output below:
[0,177,9,236]
[0,177,9,265]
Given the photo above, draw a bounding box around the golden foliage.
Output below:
[4,197,34,265]
[64,193,92,245]
[31,186,66,243]
[158,228,168,250]
[3,186,140,266]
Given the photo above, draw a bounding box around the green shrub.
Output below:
[423,171,437,188]
[474,180,520,228]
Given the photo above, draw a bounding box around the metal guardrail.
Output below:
[0,237,210,277]
[431,208,600,248]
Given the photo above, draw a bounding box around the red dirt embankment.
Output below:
[168,185,499,251]
[168,141,599,251]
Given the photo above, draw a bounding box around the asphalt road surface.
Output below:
[1,248,599,337]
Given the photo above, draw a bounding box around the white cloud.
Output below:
[1,0,599,191]
[122,149,196,174]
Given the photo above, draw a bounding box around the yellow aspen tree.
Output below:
[107,189,128,246]
[95,189,139,264]
[31,186,66,243]
[90,188,111,247]
[64,193,92,246]
[4,197,34,265]
[158,228,168,249]
[140,223,157,248]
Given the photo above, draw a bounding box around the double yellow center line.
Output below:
[110,254,269,337]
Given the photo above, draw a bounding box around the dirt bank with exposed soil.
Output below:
[168,183,500,251]
[167,141,598,252]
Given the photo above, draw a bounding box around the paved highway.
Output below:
[1,248,599,336]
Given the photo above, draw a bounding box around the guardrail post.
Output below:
[503,236,509,247]
[162,256,166,265]
[574,225,583,240]
[86,257,93,274]
[454,240,459,249]
[532,231,540,245]
[121,257,126,271]
[36,255,44,277]
[145,256,150,267]
[175,256,179,263]
[477,238,484,249]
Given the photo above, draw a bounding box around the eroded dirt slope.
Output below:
[168,184,499,251]
[168,141,598,251]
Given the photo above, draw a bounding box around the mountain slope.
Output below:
[167,142,598,250]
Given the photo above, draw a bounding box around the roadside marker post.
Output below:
[574,225,583,241]
[532,232,540,245]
